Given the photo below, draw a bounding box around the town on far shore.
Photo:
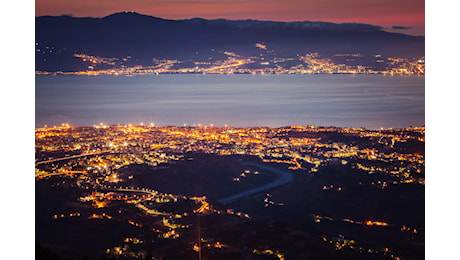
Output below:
[35,43,424,76]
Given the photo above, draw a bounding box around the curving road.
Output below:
[217,163,293,204]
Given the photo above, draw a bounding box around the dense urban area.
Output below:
[35,42,424,76]
[36,124,425,260]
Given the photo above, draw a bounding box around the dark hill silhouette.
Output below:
[35,12,424,71]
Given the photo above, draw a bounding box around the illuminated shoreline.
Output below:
[35,123,425,132]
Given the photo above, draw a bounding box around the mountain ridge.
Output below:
[35,12,424,72]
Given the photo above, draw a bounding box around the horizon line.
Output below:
[35,123,425,131]
[35,11,425,36]
[35,11,387,27]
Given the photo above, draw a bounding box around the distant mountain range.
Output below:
[35,12,424,72]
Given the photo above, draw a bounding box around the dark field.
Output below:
[116,154,280,200]
[36,154,424,260]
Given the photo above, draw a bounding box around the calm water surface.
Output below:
[35,74,424,129]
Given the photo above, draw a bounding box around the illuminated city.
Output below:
[33,1,427,259]
[35,49,425,76]
[36,124,424,259]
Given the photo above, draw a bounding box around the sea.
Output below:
[35,74,424,130]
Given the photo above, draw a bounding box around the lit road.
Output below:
[100,186,159,196]
[36,170,87,179]
[217,163,293,204]
[100,186,178,217]
[208,59,248,71]
[35,150,111,166]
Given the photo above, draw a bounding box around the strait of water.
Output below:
[35,74,424,129]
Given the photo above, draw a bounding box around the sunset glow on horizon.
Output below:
[35,0,425,35]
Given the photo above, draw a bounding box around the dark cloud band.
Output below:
[392,25,412,30]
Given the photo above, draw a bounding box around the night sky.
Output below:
[35,0,425,36]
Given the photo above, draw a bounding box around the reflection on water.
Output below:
[35,74,424,129]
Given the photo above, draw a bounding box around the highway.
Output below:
[207,59,248,71]
[100,186,159,196]
[35,150,111,166]
[36,170,87,179]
